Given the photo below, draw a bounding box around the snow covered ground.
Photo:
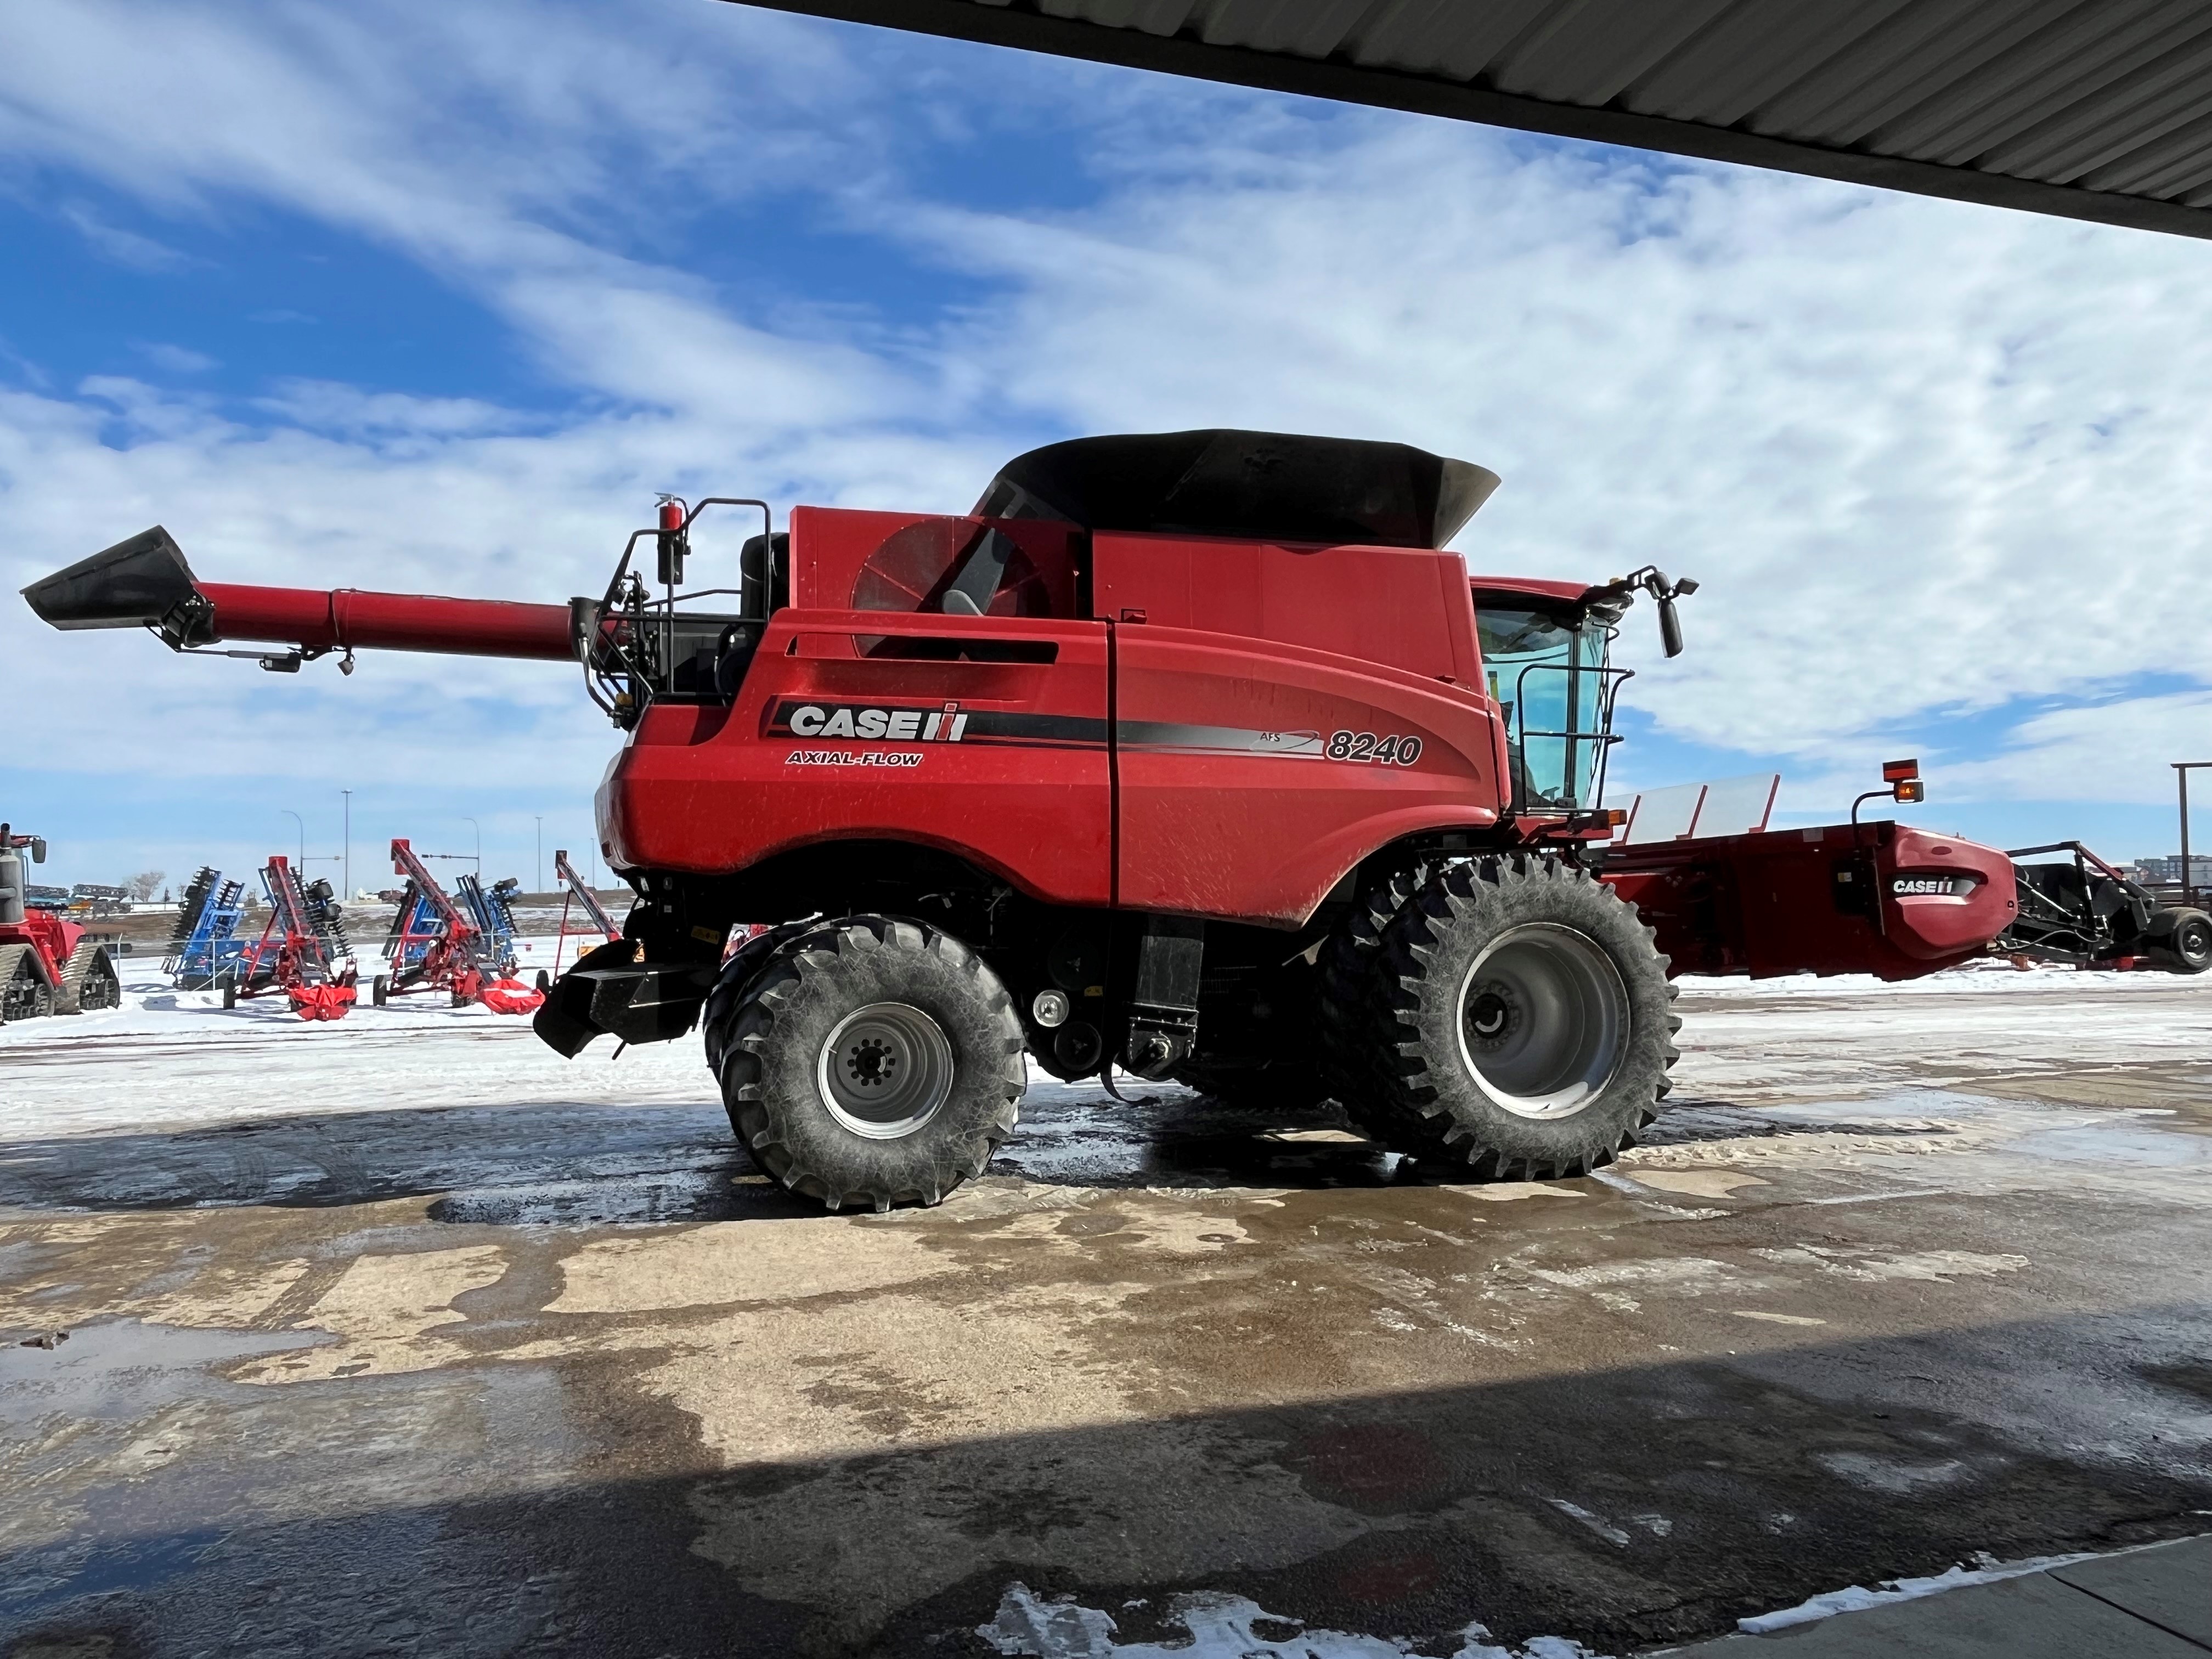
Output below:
[6,952,2207,1137]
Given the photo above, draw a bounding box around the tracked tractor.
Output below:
[26,430,2203,1207]
[0,825,123,1024]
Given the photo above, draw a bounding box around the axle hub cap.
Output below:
[1455,923,1629,1120]
[817,1001,955,1139]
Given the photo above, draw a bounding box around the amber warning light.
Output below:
[1854,758,1928,826]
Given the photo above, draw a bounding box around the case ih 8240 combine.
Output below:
[25,431,2210,1206]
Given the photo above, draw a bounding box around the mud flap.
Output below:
[533,938,640,1057]
[533,939,713,1056]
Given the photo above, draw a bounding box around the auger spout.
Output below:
[22,526,582,664]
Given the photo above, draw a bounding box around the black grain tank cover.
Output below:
[973,430,1502,550]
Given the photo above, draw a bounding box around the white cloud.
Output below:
[137,342,219,374]
[3,0,2210,888]
[57,201,195,270]
[1940,692,2212,806]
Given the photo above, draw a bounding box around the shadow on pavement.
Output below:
[3,1308,2208,1659]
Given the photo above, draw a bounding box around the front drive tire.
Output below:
[713,917,1025,1211]
[1361,853,1678,1180]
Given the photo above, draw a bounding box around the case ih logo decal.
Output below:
[1892,874,1978,898]
[772,701,970,742]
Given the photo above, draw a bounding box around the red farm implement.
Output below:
[543,848,622,988]
[373,838,544,1014]
[224,855,357,1020]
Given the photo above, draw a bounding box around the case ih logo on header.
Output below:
[769,701,969,743]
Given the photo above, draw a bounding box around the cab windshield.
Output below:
[1476,603,1615,811]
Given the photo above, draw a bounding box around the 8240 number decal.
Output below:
[1327,730,1422,765]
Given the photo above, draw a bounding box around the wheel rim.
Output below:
[2181,918,2212,964]
[1454,923,1630,1119]
[817,1001,955,1139]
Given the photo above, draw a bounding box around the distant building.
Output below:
[2136,855,2212,884]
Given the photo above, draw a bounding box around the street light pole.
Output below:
[342,789,352,898]
[463,817,481,878]
[282,809,304,870]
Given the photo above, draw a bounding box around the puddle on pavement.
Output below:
[0,1526,229,1622]
[0,1319,323,1424]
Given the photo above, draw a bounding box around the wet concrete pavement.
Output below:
[2,973,2210,1656]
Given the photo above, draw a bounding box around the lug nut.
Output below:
[1032,989,1070,1028]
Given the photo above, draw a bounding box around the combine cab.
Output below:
[0,823,123,1024]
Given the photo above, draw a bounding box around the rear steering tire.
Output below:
[710,916,1025,1211]
[1353,853,1677,1180]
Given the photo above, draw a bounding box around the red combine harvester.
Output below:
[224,855,357,1020]
[24,430,2209,1208]
[373,838,543,1014]
[0,823,123,1024]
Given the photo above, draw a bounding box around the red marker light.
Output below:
[1882,757,1920,782]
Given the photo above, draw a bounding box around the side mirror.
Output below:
[31,839,46,865]
[1657,595,1684,658]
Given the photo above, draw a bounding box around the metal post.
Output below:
[2177,763,2212,909]
[2185,765,2193,909]
[342,790,352,898]
[283,809,304,870]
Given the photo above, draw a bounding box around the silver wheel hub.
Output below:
[817,1001,955,1139]
[1455,923,1629,1120]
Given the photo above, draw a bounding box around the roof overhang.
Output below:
[738,1,2212,241]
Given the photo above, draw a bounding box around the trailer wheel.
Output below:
[712,917,1025,1211]
[1359,853,1677,1180]
[2147,908,2212,974]
[372,975,389,1007]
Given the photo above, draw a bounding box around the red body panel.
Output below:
[200,583,574,661]
[1096,532,1502,922]
[599,515,1514,927]
[1602,822,2018,980]
[0,909,86,989]
[1092,531,1481,684]
[1112,627,1502,922]
[601,609,1115,908]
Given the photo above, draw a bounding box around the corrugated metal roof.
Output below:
[741,0,2212,238]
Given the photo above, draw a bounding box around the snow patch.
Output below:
[1735,1550,2104,1633]
[979,1584,1612,1658]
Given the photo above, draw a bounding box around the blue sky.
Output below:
[3,0,2209,894]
